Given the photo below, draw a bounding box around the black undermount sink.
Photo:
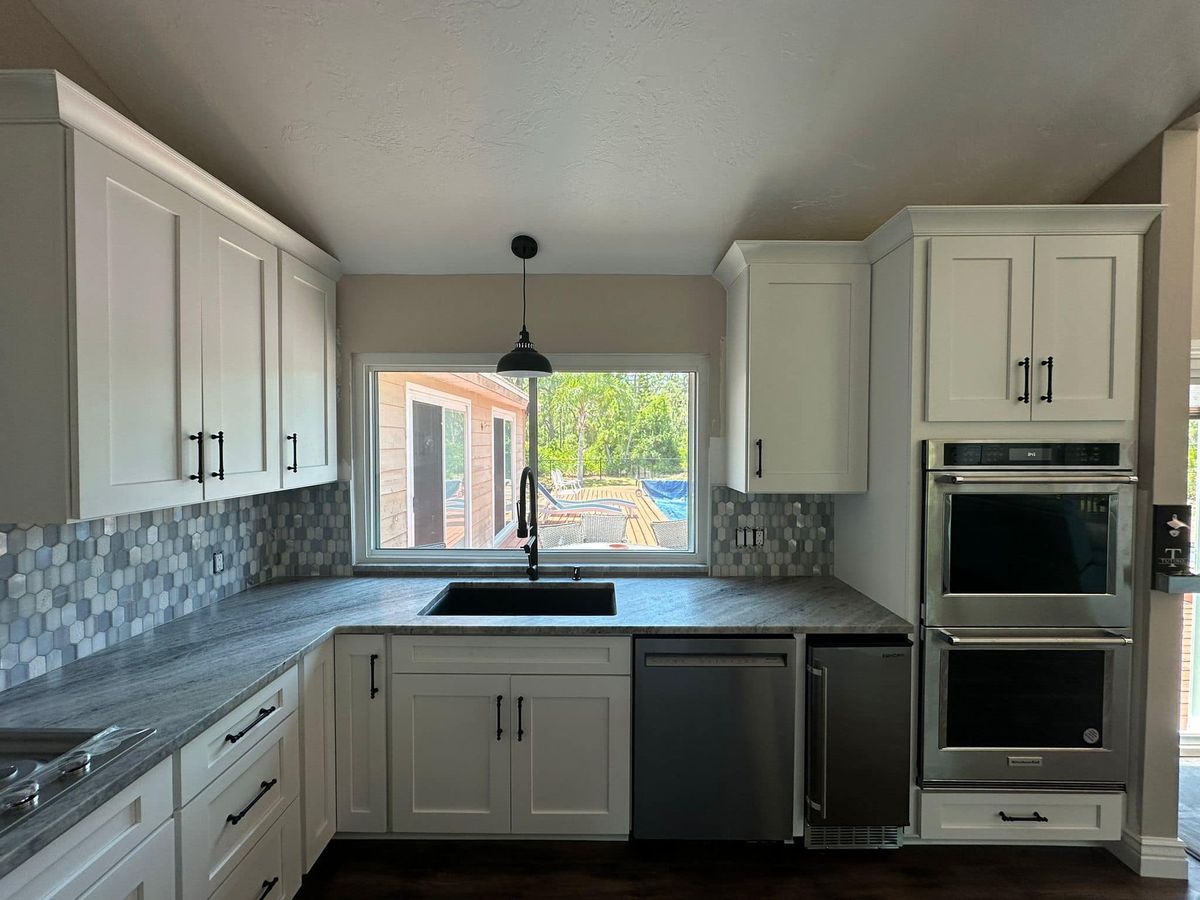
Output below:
[419,582,617,617]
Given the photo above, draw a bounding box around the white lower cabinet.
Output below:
[510,675,631,836]
[0,758,173,900]
[918,791,1123,842]
[391,674,512,834]
[301,641,337,870]
[210,801,302,900]
[334,634,388,833]
[179,713,300,900]
[390,650,631,838]
[78,820,175,900]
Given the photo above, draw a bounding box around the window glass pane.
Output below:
[535,372,694,552]
[375,372,528,550]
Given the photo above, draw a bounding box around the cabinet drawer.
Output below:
[211,800,302,900]
[181,667,298,804]
[78,820,175,900]
[918,791,1123,842]
[0,757,173,900]
[391,635,631,675]
[180,713,300,900]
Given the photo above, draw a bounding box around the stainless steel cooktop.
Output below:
[0,726,155,838]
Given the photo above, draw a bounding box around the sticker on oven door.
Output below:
[1083,728,1100,745]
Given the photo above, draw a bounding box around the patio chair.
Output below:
[651,519,689,549]
[582,514,628,544]
[537,482,635,515]
[551,469,581,497]
[538,522,582,549]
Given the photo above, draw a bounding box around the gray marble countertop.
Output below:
[0,574,909,877]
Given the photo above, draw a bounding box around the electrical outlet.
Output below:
[212,551,225,574]
[754,528,766,547]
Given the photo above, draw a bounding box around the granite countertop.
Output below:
[0,574,909,877]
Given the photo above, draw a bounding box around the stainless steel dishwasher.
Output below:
[632,636,796,840]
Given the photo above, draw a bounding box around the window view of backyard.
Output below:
[372,369,694,554]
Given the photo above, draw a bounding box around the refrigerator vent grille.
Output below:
[804,826,903,850]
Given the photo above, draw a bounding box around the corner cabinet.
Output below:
[0,70,341,523]
[334,634,389,833]
[926,231,1141,422]
[717,243,870,493]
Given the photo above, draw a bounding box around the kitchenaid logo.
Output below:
[881,652,905,659]
[1007,756,1044,767]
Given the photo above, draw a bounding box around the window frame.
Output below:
[352,352,709,568]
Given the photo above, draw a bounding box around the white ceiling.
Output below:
[29,0,1200,274]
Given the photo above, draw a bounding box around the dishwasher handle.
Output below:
[643,652,788,668]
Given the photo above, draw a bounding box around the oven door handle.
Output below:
[935,629,1133,646]
[935,474,1137,485]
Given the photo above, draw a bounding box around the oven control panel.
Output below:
[937,441,1124,469]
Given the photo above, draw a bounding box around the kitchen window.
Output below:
[353,354,707,566]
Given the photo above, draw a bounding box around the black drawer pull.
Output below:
[210,431,226,480]
[257,877,280,899]
[369,653,380,699]
[225,706,276,744]
[286,433,298,473]
[189,432,205,482]
[517,696,525,742]
[227,778,277,825]
[999,810,1048,823]
[755,439,763,478]
[496,695,504,741]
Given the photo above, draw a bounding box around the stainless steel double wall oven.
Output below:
[921,440,1135,789]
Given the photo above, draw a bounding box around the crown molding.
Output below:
[712,240,868,288]
[0,69,341,279]
[862,204,1163,263]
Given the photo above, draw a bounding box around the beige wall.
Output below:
[1086,124,1199,862]
[0,0,134,119]
[337,274,726,468]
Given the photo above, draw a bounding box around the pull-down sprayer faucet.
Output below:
[516,466,538,581]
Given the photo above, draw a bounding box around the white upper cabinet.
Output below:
[1030,234,1139,421]
[717,243,870,494]
[280,252,338,488]
[72,131,207,518]
[925,231,1140,423]
[201,208,281,498]
[0,71,339,522]
[926,236,1035,422]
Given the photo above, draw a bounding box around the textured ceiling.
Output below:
[28,0,1200,274]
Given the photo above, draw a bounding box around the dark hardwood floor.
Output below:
[298,839,1200,899]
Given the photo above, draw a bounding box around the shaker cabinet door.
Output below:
[72,131,205,518]
[200,208,281,498]
[926,235,1035,422]
[334,634,389,832]
[1030,234,1139,421]
[280,252,338,488]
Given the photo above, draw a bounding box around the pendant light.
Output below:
[497,234,553,378]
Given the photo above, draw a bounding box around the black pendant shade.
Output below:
[497,234,552,378]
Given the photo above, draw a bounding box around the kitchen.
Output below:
[0,2,1199,898]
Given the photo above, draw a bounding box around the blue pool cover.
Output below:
[641,479,689,521]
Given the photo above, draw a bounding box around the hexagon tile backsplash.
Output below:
[0,482,351,692]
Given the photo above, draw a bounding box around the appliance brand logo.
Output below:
[881,652,906,659]
[1007,756,1044,767]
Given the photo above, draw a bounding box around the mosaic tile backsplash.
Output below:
[710,487,834,577]
[0,482,350,692]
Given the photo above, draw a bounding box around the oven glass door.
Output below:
[921,629,1130,787]
[925,479,1133,628]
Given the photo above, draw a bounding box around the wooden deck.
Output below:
[540,482,667,547]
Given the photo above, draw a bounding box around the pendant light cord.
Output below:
[521,257,528,334]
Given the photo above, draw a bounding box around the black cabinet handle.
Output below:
[755,439,763,478]
[369,653,379,699]
[495,695,504,741]
[226,778,277,825]
[1040,356,1054,403]
[189,432,205,482]
[517,696,525,742]
[999,810,1048,823]
[1017,357,1031,404]
[210,431,225,479]
[257,877,280,900]
[286,433,298,473]
[225,706,276,744]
